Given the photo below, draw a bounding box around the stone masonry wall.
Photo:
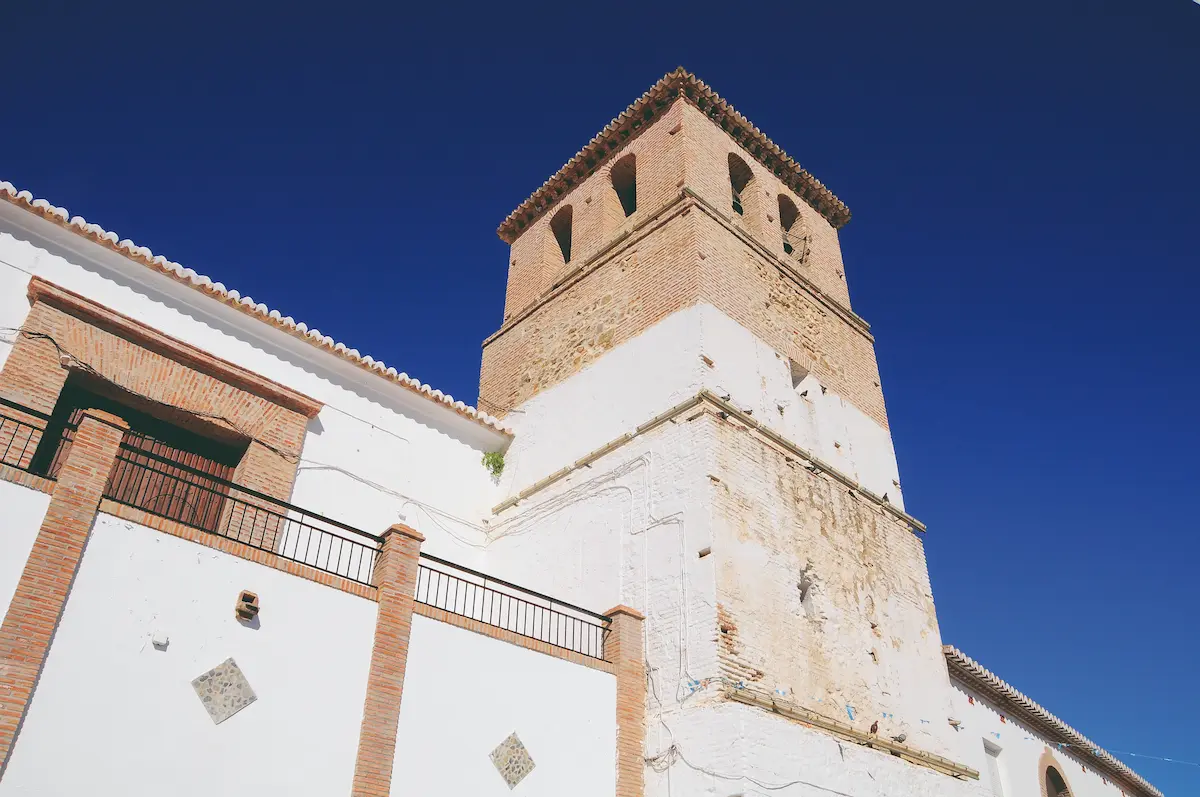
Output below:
[710,417,956,757]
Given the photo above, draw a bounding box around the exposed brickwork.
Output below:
[0,408,127,773]
[677,102,852,307]
[412,603,616,673]
[604,605,646,797]
[504,101,688,322]
[351,524,424,797]
[0,463,55,494]
[0,283,310,510]
[481,99,889,428]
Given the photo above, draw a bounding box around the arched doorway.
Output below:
[1038,750,1074,797]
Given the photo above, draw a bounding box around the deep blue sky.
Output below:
[5,0,1197,791]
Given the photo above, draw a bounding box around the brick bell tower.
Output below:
[480,70,968,795]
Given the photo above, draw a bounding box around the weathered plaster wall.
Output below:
[948,679,1140,797]
[0,480,49,620]
[500,303,900,506]
[711,417,952,756]
[0,210,502,562]
[645,698,988,797]
[394,614,616,797]
[0,512,377,796]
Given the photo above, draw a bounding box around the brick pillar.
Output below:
[351,524,424,797]
[0,408,127,773]
[605,605,647,797]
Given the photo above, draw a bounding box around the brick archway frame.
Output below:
[1038,748,1076,797]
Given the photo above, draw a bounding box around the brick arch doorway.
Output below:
[1038,749,1075,797]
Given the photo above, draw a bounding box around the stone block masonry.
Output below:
[0,408,128,773]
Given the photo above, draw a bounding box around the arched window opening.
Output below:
[778,195,800,253]
[1045,767,1071,797]
[550,206,573,264]
[611,154,637,217]
[728,154,754,215]
[777,194,809,263]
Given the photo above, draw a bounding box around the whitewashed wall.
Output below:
[394,613,615,797]
[947,679,1138,797]
[0,480,48,619]
[486,414,722,774]
[0,209,503,563]
[0,513,377,797]
[647,698,988,797]
[501,303,902,507]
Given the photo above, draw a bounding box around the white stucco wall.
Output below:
[486,415,722,763]
[645,698,988,797]
[0,480,49,619]
[501,303,902,507]
[947,679,1139,797]
[0,513,377,797]
[394,613,615,797]
[0,210,502,562]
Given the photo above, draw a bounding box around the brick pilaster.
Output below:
[351,524,424,797]
[0,408,128,773]
[605,605,646,797]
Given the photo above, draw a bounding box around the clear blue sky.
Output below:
[5,0,1197,791]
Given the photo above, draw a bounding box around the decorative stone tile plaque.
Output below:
[191,657,257,724]
[489,731,535,789]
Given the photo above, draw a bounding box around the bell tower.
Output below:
[481,70,968,797]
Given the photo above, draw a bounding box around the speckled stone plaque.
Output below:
[191,658,257,724]
[489,732,535,789]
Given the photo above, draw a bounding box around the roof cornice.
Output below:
[943,645,1163,797]
[0,180,511,438]
[497,67,852,244]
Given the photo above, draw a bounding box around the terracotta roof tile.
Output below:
[944,645,1162,797]
[0,181,511,437]
[497,67,851,243]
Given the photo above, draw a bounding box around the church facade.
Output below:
[0,70,1161,797]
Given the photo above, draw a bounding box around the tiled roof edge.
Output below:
[943,645,1163,797]
[496,67,852,243]
[0,180,512,437]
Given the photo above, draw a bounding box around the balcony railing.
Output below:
[1,396,613,650]
[0,396,50,476]
[415,554,611,659]
[102,444,382,585]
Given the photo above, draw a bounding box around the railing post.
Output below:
[0,408,128,775]
[605,605,646,797]
[351,523,424,797]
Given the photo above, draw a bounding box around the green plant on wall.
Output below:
[482,451,505,480]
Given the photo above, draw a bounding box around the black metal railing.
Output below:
[415,554,611,659]
[0,396,50,476]
[103,444,382,585]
